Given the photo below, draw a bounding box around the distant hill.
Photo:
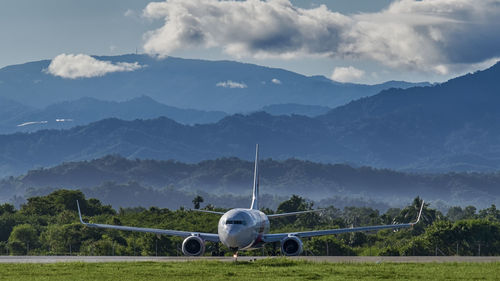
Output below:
[318,61,500,171]
[0,97,34,127]
[0,96,227,134]
[2,155,498,209]
[260,103,332,117]
[0,96,350,134]
[0,61,498,175]
[0,54,429,113]
[0,113,331,176]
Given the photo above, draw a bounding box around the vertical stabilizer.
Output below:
[250,144,260,210]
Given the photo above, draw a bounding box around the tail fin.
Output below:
[250,144,260,210]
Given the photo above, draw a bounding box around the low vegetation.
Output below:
[0,190,499,257]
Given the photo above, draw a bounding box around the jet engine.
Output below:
[280,236,303,256]
[182,236,205,256]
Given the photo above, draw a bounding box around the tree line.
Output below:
[0,190,499,256]
[3,154,500,210]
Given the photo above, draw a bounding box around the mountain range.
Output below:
[0,54,429,113]
[0,60,499,176]
[0,96,337,134]
[0,96,226,134]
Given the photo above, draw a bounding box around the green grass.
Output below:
[0,259,498,281]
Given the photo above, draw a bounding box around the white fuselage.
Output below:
[218,208,270,250]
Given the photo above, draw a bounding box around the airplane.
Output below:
[77,144,424,257]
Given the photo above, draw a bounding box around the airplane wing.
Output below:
[76,201,220,242]
[267,209,323,218]
[263,201,424,243]
[190,209,225,215]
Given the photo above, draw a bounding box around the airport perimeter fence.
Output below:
[0,240,498,257]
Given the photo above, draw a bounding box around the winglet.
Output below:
[411,200,425,225]
[76,200,86,225]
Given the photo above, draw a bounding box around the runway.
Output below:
[0,256,499,263]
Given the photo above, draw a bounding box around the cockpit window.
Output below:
[226,220,246,225]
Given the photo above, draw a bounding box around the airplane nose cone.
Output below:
[224,227,243,247]
[225,236,238,247]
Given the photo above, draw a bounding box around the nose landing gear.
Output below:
[230,247,239,262]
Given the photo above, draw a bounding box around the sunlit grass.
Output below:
[0,259,498,281]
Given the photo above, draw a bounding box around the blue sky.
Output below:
[1,0,499,84]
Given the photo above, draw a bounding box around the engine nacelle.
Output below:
[281,236,303,256]
[182,236,205,256]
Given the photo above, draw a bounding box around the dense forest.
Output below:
[0,190,499,257]
[1,155,500,210]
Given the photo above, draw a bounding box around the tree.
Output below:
[192,195,204,210]
[8,224,39,255]
[400,236,432,256]
[41,224,82,255]
[20,189,114,216]
[381,208,401,224]
[396,197,440,226]
[463,206,477,219]
[305,236,355,256]
[343,207,381,227]
[451,219,500,255]
[0,216,18,242]
[276,195,314,226]
[447,206,465,222]
[479,205,500,221]
[276,195,311,213]
[0,203,15,216]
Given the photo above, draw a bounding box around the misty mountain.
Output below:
[0,97,34,125]
[0,54,428,113]
[0,96,227,134]
[0,96,344,134]
[260,103,332,117]
[0,62,499,175]
[2,155,499,209]
[318,61,500,171]
[0,113,330,176]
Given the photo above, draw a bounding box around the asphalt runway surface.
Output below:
[0,256,499,263]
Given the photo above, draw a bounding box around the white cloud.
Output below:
[46,54,142,79]
[124,9,136,18]
[216,80,247,89]
[271,78,282,84]
[331,66,365,83]
[142,0,500,74]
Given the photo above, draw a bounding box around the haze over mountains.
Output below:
[2,155,499,210]
[0,96,337,134]
[0,54,428,113]
[0,60,499,175]
[0,96,227,134]
[0,55,430,134]
[1,54,499,212]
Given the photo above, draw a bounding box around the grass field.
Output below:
[0,259,498,281]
